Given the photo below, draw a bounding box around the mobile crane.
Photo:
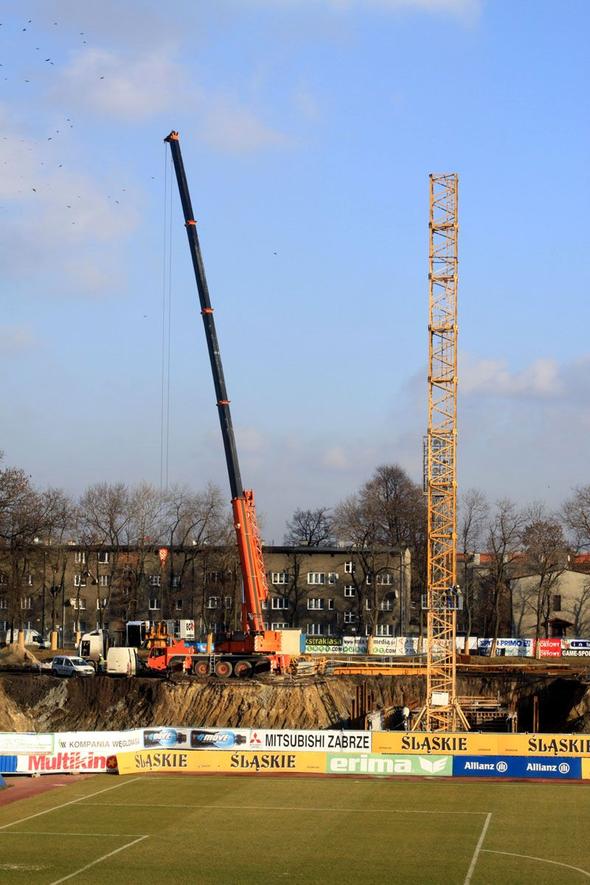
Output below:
[156,131,291,679]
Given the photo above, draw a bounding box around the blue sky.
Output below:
[1,0,589,539]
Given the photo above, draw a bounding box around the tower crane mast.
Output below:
[414,173,469,732]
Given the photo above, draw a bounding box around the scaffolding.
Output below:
[414,174,469,732]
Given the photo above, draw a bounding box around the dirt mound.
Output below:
[0,643,40,668]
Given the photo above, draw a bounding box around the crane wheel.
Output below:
[233,660,252,678]
[192,660,209,678]
[214,659,233,678]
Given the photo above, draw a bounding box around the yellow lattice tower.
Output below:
[414,173,469,732]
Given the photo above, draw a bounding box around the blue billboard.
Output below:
[453,755,581,779]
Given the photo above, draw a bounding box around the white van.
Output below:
[106,647,138,676]
[51,656,95,677]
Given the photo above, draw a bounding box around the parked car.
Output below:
[50,656,95,677]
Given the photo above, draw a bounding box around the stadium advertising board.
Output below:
[0,756,18,774]
[562,639,590,658]
[143,727,250,750]
[117,750,326,775]
[372,732,590,757]
[537,638,562,658]
[326,753,452,777]
[54,730,143,753]
[477,638,534,657]
[0,732,54,754]
[248,729,371,752]
[582,759,590,780]
[17,751,112,774]
[304,637,342,655]
[453,756,581,779]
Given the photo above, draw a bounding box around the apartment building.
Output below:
[0,543,411,643]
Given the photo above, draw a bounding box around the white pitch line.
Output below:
[0,777,143,832]
[79,801,486,815]
[482,849,590,879]
[0,831,146,838]
[48,834,148,885]
[463,811,492,885]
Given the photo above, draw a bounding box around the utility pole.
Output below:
[414,174,469,732]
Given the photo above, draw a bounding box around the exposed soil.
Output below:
[1,671,589,733]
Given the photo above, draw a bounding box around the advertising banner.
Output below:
[117,749,326,775]
[17,751,112,774]
[582,759,590,780]
[537,638,562,658]
[54,731,143,753]
[372,732,590,757]
[326,753,452,777]
[0,733,54,754]
[341,637,368,654]
[143,727,250,750]
[477,638,534,657]
[562,639,590,658]
[304,637,343,655]
[453,755,581,779]
[248,729,371,752]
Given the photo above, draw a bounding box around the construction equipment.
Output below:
[163,131,290,677]
[413,174,469,732]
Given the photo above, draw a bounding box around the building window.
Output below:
[0,574,6,584]
[271,597,289,610]
[20,597,32,609]
[149,598,160,611]
[552,594,562,612]
[376,573,393,586]
[99,575,110,587]
[379,599,394,612]
[207,597,218,609]
[366,574,373,585]
[97,551,110,564]
[271,622,289,630]
[73,574,87,588]
[328,599,335,610]
[344,585,356,598]
[344,561,353,574]
[207,572,224,584]
[261,599,268,610]
[328,572,339,584]
[271,572,288,585]
[343,611,357,624]
[307,598,324,610]
[71,598,86,611]
[365,599,372,610]
[224,596,233,609]
[376,624,394,637]
[74,551,86,565]
[171,576,181,588]
[0,598,7,610]
[306,623,324,636]
[149,575,161,587]
[25,574,33,586]
[307,572,325,585]
[175,599,183,611]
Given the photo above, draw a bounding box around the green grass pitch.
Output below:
[0,774,588,884]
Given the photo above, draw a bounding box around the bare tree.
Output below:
[284,507,334,547]
[458,489,489,644]
[565,583,590,636]
[563,486,590,551]
[522,505,569,640]
[484,499,525,642]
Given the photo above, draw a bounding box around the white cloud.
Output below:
[321,446,351,470]
[199,100,290,153]
[56,47,183,121]
[461,355,563,398]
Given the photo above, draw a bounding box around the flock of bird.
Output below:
[0,17,136,222]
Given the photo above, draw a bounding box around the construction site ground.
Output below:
[0,773,588,884]
[1,660,590,733]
